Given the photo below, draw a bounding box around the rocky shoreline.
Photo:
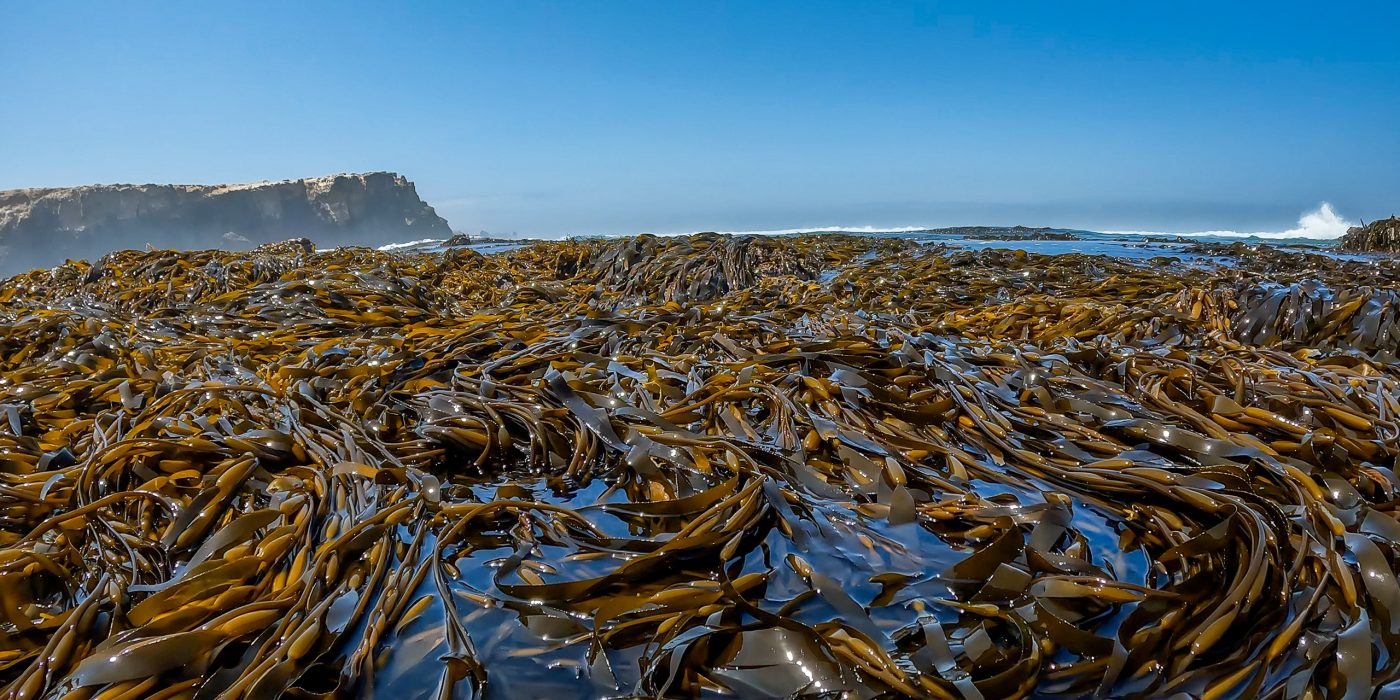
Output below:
[1338,216,1400,253]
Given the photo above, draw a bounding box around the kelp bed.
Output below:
[0,234,1398,700]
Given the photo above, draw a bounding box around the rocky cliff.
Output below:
[1338,217,1400,253]
[0,172,451,275]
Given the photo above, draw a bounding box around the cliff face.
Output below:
[0,172,451,275]
[1338,217,1400,253]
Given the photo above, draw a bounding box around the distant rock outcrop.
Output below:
[919,225,1088,241]
[0,172,450,275]
[1338,217,1400,253]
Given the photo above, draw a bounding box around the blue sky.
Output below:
[3,1,1398,236]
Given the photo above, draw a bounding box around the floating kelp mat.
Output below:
[0,233,1398,698]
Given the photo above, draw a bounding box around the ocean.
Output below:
[376,202,1381,262]
[378,229,1379,264]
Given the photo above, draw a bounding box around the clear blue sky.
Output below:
[3,1,1398,235]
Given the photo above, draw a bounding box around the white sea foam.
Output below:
[661,203,1354,241]
[1105,203,1352,240]
[377,237,446,251]
[567,225,935,240]
[697,225,933,236]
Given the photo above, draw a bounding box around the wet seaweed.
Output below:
[0,235,1397,698]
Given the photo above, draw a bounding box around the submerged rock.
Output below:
[251,237,316,257]
[1338,216,1400,252]
[0,172,450,274]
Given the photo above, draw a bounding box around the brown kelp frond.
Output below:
[0,234,1397,698]
[569,233,915,303]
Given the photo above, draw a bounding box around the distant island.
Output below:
[912,225,1089,240]
[0,172,449,275]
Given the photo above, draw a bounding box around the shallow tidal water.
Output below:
[0,233,1397,698]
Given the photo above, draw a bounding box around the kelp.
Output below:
[1338,217,1400,254]
[0,234,1397,699]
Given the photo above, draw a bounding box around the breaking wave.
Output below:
[711,225,934,235]
[1106,203,1353,240]
[649,225,935,237]
[658,204,1354,241]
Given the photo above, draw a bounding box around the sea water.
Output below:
[379,230,1379,265]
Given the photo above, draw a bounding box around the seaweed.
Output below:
[0,234,1397,698]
